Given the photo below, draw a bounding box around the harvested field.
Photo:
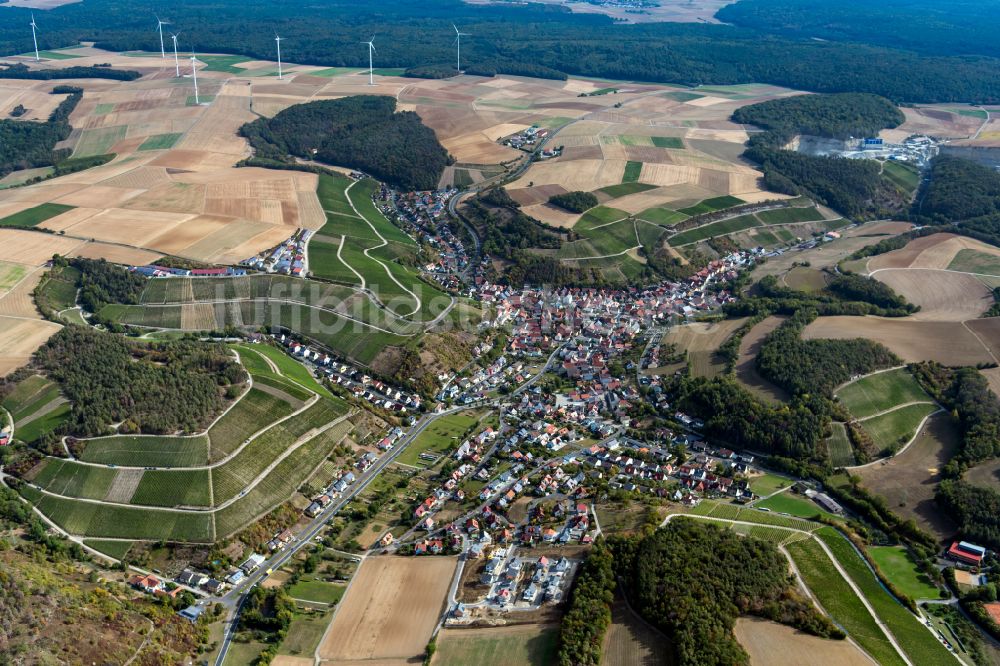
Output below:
[734,618,873,666]
[69,242,161,265]
[782,266,829,292]
[871,269,992,321]
[736,316,789,403]
[601,592,670,666]
[966,458,1000,492]
[662,317,747,378]
[434,624,560,666]
[0,229,84,266]
[803,317,995,366]
[0,317,61,375]
[318,556,457,663]
[853,413,958,541]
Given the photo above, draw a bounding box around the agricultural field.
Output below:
[748,473,791,497]
[857,403,939,455]
[868,546,940,600]
[207,387,298,460]
[852,413,959,541]
[836,368,933,420]
[782,266,829,292]
[734,618,873,666]
[827,423,856,468]
[600,593,669,666]
[735,316,789,403]
[755,492,834,519]
[78,435,210,467]
[396,410,483,467]
[0,203,75,228]
[659,317,747,378]
[434,625,560,666]
[318,556,458,663]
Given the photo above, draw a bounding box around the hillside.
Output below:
[239,96,451,191]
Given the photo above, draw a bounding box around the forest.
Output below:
[755,309,900,397]
[0,85,80,178]
[725,274,917,318]
[733,94,907,220]
[65,257,148,314]
[2,0,1000,103]
[548,191,599,214]
[611,520,841,666]
[239,96,449,191]
[914,157,1000,246]
[937,480,1000,552]
[32,327,245,437]
[733,93,904,148]
[557,540,616,666]
[718,0,1000,60]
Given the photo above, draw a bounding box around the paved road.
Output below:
[213,404,467,666]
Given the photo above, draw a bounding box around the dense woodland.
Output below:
[733,93,904,147]
[557,540,616,666]
[2,0,1000,102]
[615,520,841,665]
[937,480,1000,552]
[0,85,80,178]
[548,191,599,214]
[65,257,147,314]
[33,327,245,437]
[913,157,1000,250]
[718,0,1000,60]
[755,309,900,397]
[734,94,907,220]
[239,96,450,191]
[726,274,917,318]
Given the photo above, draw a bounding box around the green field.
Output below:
[663,91,703,102]
[882,160,920,193]
[83,539,133,560]
[756,206,824,225]
[622,161,642,183]
[79,435,210,467]
[196,55,251,73]
[434,626,559,666]
[597,182,657,199]
[637,207,687,227]
[137,133,183,151]
[16,403,71,443]
[755,492,836,519]
[32,459,117,499]
[4,375,60,423]
[948,248,1000,276]
[72,126,127,158]
[348,178,416,246]
[0,202,74,228]
[186,95,216,106]
[816,528,956,665]
[827,422,856,468]
[129,469,211,507]
[859,403,938,454]
[574,206,629,231]
[837,368,932,419]
[278,611,331,657]
[785,538,906,666]
[677,195,744,216]
[287,580,347,605]
[94,103,115,115]
[397,411,481,467]
[651,136,684,149]
[35,264,80,313]
[0,261,26,291]
[317,173,357,217]
[869,546,940,599]
[668,213,760,246]
[748,473,791,496]
[239,344,343,402]
[207,387,298,459]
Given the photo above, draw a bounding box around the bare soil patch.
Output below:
[734,618,874,666]
[853,412,958,541]
[872,268,992,321]
[663,317,746,378]
[736,316,790,403]
[318,555,457,663]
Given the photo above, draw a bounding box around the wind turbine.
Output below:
[190,52,200,105]
[29,14,39,62]
[156,15,170,58]
[274,34,283,80]
[362,37,375,86]
[453,24,469,73]
[170,33,180,77]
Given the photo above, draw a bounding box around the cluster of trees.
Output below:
[556,540,615,666]
[61,256,147,314]
[937,480,1000,551]
[826,274,914,311]
[726,274,916,318]
[679,374,828,459]
[3,0,1000,103]
[610,520,841,666]
[548,191,598,213]
[734,93,904,148]
[0,85,80,178]
[755,309,899,397]
[239,96,450,191]
[914,157,1000,245]
[0,63,139,81]
[34,327,245,437]
[911,362,1000,475]
[238,586,295,663]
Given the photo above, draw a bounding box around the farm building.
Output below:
[948,541,987,566]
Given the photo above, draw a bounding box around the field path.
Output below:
[846,407,944,470]
[344,180,422,318]
[855,401,938,422]
[336,234,366,289]
[664,513,913,666]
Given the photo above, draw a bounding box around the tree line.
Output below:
[0,85,80,178]
[239,96,450,191]
[548,191,598,213]
[3,0,1000,103]
[0,62,140,81]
